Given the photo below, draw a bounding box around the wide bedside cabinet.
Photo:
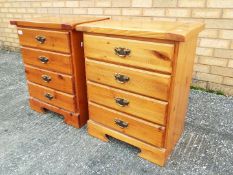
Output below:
[10,16,108,128]
[76,20,204,165]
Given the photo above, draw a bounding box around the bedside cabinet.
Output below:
[76,20,204,165]
[10,16,108,128]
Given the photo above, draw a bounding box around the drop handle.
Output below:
[114,47,131,57]
[114,118,128,128]
[115,97,129,107]
[38,56,49,64]
[114,73,130,84]
[35,35,46,44]
[41,75,51,83]
[44,93,53,100]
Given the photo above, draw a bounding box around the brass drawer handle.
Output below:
[115,97,129,107]
[44,93,53,100]
[114,118,128,128]
[38,56,49,64]
[114,73,130,84]
[35,35,46,44]
[41,75,51,83]
[114,47,131,57]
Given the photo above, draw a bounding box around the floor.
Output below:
[0,50,233,175]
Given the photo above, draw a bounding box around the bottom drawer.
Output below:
[28,82,76,112]
[89,102,165,147]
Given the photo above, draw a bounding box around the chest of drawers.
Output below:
[76,20,204,165]
[10,16,108,128]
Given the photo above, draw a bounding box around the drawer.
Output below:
[21,47,72,74]
[28,82,75,112]
[87,82,167,125]
[17,28,70,53]
[89,102,165,147]
[84,34,174,74]
[25,65,73,94]
[86,59,171,101]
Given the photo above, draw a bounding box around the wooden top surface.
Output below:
[10,16,109,30]
[75,20,204,41]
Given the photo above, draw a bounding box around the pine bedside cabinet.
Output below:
[10,16,108,128]
[76,20,204,165]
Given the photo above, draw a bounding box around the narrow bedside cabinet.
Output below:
[10,16,108,128]
[76,20,204,165]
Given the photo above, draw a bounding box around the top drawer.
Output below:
[84,34,174,74]
[17,28,70,53]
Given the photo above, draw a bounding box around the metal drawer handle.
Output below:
[44,93,53,100]
[114,47,131,57]
[35,35,46,44]
[41,75,51,83]
[115,97,129,107]
[114,73,130,84]
[38,56,49,64]
[114,118,128,128]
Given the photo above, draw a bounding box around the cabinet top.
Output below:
[10,16,109,30]
[75,20,204,42]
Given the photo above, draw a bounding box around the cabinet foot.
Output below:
[138,148,166,166]
[29,98,82,128]
[88,120,109,142]
[87,120,167,166]
[29,98,45,113]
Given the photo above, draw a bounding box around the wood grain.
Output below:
[28,82,75,112]
[82,20,203,166]
[76,20,204,41]
[18,28,70,53]
[165,37,198,155]
[86,59,171,101]
[11,16,109,30]
[88,120,167,166]
[21,47,72,74]
[84,34,174,73]
[29,97,81,128]
[69,30,89,127]
[89,102,165,147]
[25,65,74,94]
[87,82,167,125]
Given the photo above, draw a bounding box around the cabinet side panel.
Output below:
[70,31,88,126]
[165,36,198,154]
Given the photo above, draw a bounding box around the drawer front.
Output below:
[25,65,73,94]
[84,34,174,73]
[87,82,167,125]
[18,28,70,53]
[86,59,171,101]
[21,47,72,74]
[89,102,165,147]
[28,82,75,112]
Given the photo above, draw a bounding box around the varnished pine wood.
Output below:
[18,28,71,53]
[11,16,109,30]
[25,65,74,94]
[69,30,89,127]
[88,120,167,166]
[11,16,108,128]
[89,102,165,147]
[87,82,167,125]
[84,34,174,74]
[76,20,204,41]
[80,20,204,165]
[86,59,171,101]
[29,97,81,128]
[28,82,76,112]
[165,37,198,155]
[21,47,72,74]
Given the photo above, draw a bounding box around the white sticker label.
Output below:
[17,30,23,35]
